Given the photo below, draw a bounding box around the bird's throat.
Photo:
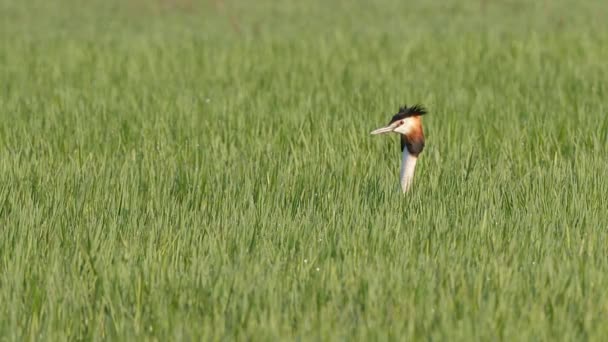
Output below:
[400,150,418,193]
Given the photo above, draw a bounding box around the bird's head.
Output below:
[370,105,427,136]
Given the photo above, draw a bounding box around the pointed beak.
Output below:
[370,125,395,135]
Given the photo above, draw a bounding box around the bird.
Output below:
[370,105,427,193]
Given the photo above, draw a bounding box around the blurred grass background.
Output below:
[1,0,608,340]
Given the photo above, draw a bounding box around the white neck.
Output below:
[400,150,418,193]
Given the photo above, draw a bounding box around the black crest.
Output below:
[390,104,427,123]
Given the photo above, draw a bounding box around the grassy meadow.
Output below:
[1,0,608,340]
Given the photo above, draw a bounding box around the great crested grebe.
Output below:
[371,105,427,193]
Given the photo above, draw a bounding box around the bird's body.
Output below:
[371,105,427,193]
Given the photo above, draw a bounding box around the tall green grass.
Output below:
[1,0,608,340]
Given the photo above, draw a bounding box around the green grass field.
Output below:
[1,0,608,340]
